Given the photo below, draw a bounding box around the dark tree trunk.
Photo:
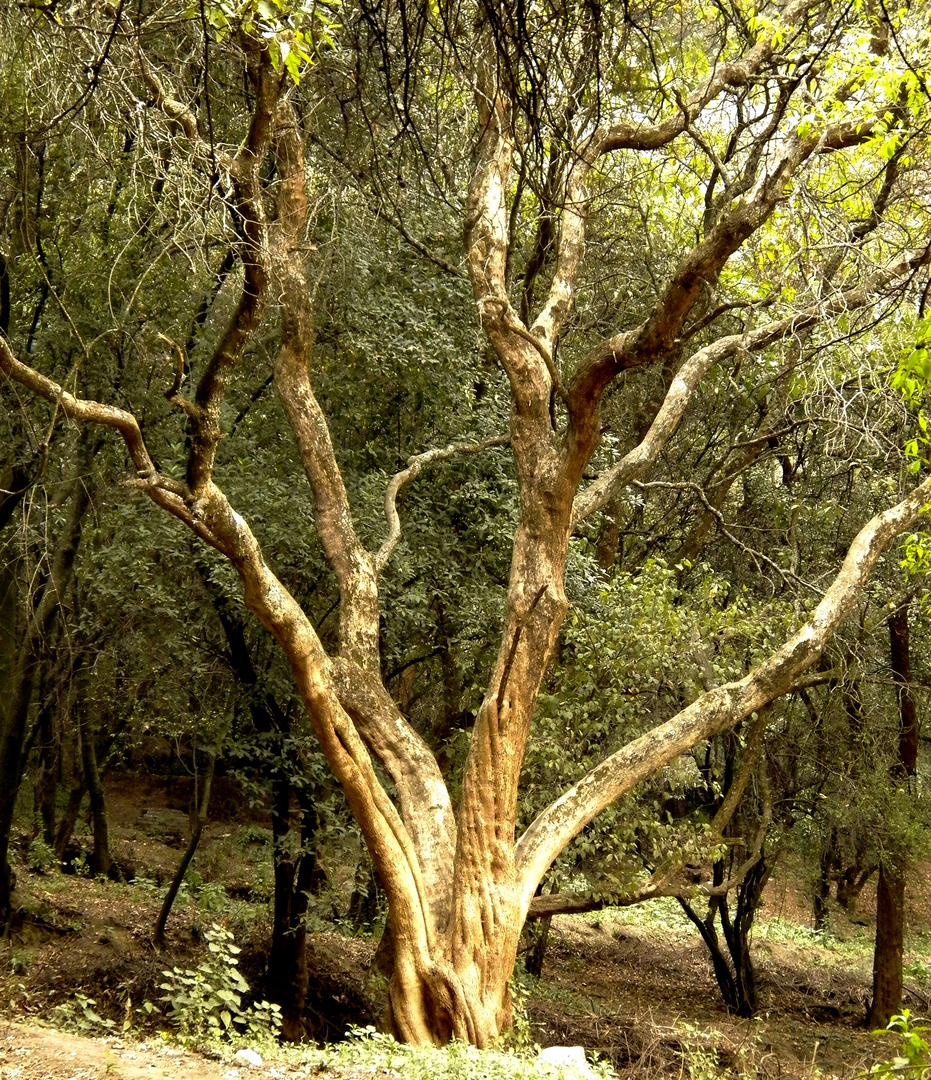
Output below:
[866,862,906,1029]
[680,850,771,1017]
[154,750,215,948]
[866,604,918,1028]
[33,702,60,848]
[79,718,111,878]
[348,861,381,932]
[268,772,320,1041]
[0,441,93,927]
[836,863,875,917]
[524,912,552,978]
[53,782,87,859]
[814,859,831,932]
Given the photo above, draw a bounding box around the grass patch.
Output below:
[290,1025,615,1080]
[585,897,695,940]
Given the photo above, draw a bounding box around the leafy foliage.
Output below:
[152,924,281,1045]
[304,1025,614,1080]
[871,1012,931,1079]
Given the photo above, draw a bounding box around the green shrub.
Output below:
[150,923,281,1045]
[25,837,58,874]
[302,1025,615,1080]
[871,1012,931,1078]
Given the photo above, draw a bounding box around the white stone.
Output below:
[537,1045,595,1077]
[233,1047,264,1068]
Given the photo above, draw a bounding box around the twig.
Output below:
[158,333,199,419]
[376,433,509,572]
[632,479,822,594]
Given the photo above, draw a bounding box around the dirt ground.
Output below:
[0,1023,268,1080]
[0,773,921,1079]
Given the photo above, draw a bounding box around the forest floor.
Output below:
[0,772,925,1080]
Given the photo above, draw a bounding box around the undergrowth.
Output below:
[147,923,281,1046]
[297,1025,615,1080]
[869,1012,931,1079]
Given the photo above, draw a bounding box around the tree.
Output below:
[3,0,931,1045]
[866,601,922,1028]
[0,426,98,920]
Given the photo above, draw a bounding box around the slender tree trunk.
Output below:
[524,912,552,978]
[153,750,215,948]
[53,782,87,859]
[0,439,94,926]
[866,605,918,1028]
[79,718,111,878]
[867,862,906,1028]
[267,772,320,1040]
[814,858,832,932]
[0,555,17,727]
[679,853,770,1018]
[33,704,59,847]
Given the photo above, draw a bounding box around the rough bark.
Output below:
[867,863,907,1028]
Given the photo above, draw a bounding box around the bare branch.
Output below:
[573,246,931,524]
[184,42,280,498]
[633,479,815,591]
[136,47,235,175]
[597,0,815,154]
[377,433,510,573]
[269,99,381,668]
[158,332,199,419]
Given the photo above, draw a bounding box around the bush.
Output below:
[150,924,281,1045]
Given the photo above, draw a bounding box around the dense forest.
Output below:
[2,0,931,1064]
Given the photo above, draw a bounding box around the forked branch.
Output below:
[572,246,931,524]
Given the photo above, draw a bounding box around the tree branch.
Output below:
[377,434,510,573]
[572,245,931,524]
[183,41,280,498]
[597,0,815,154]
[516,470,931,917]
[269,98,381,670]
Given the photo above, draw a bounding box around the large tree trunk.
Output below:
[4,15,931,1043]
